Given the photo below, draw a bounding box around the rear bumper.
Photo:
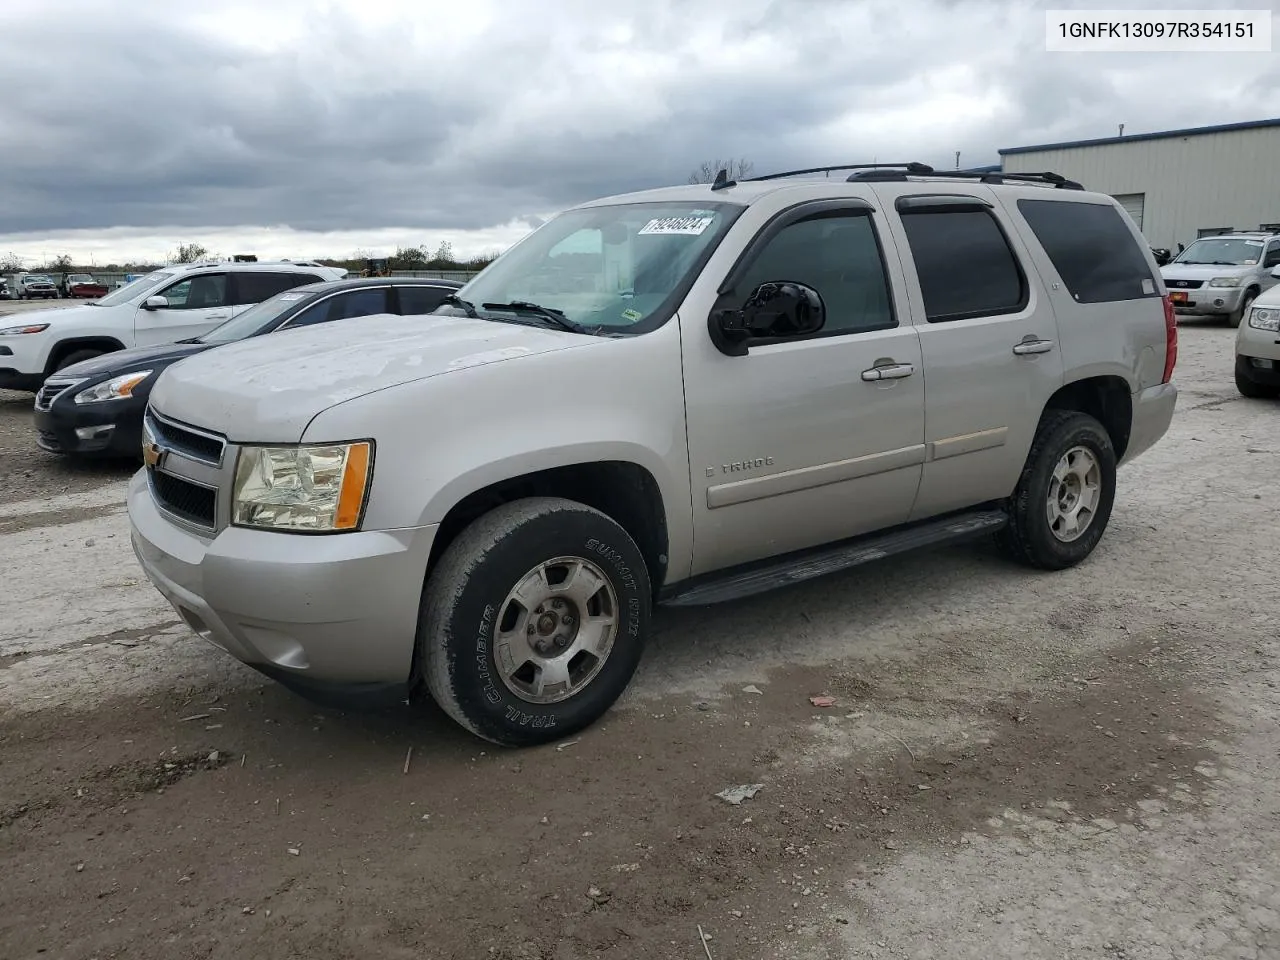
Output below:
[1122,381,1177,465]
[127,470,438,688]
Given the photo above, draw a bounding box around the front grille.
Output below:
[35,377,84,411]
[146,411,226,464]
[1167,279,1204,290]
[150,470,216,527]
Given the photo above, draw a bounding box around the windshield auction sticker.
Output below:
[638,216,715,236]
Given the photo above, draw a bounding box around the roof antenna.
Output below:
[710,168,735,191]
[1118,123,1125,137]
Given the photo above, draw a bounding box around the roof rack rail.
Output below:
[845,168,1084,190]
[741,162,936,183]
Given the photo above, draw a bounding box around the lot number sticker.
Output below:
[638,216,715,236]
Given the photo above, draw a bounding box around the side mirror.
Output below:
[710,281,825,356]
[143,295,168,310]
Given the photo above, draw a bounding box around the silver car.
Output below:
[1161,232,1280,327]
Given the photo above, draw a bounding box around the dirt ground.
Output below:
[2,322,1277,960]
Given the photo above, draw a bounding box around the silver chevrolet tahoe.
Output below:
[127,163,1179,747]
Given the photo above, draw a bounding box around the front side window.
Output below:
[159,273,228,310]
[899,209,1027,323]
[731,211,895,335]
[1175,237,1266,265]
[1017,199,1158,304]
[443,201,743,334]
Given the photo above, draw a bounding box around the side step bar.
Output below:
[659,508,1008,607]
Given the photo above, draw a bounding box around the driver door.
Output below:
[133,272,232,346]
[679,199,927,576]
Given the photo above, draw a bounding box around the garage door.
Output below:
[1112,193,1145,231]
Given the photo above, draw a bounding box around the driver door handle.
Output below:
[861,362,915,382]
[1012,338,1054,355]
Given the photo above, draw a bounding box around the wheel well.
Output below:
[45,338,126,374]
[426,461,670,597]
[1043,376,1132,460]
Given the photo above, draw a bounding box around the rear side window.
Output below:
[898,209,1027,323]
[1017,199,1157,304]
[231,271,323,305]
[397,285,455,315]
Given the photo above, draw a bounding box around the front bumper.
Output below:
[1122,381,1178,465]
[127,470,438,695]
[0,333,50,385]
[34,393,146,458]
[1168,284,1247,317]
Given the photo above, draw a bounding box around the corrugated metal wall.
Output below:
[1001,125,1280,250]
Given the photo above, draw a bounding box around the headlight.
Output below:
[74,371,153,403]
[232,442,372,532]
[1248,306,1280,332]
[0,322,50,335]
[1208,277,1243,287]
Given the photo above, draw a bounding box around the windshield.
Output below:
[93,271,175,306]
[25,275,52,283]
[197,288,315,343]
[68,274,92,282]
[1173,237,1265,266]
[445,201,742,334]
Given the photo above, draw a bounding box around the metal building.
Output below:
[997,118,1280,251]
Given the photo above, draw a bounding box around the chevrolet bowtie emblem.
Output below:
[142,440,164,468]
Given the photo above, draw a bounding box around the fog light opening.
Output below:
[75,424,115,440]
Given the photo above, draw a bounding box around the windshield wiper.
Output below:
[481,301,586,334]
[439,294,480,318]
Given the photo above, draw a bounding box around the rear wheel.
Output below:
[419,497,651,747]
[996,410,1117,571]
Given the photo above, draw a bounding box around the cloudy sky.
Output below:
[1,0,1276,267]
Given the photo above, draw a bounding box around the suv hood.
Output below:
[148,313,601,442]
[5,303,102,326]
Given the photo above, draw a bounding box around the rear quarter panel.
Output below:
[991,189,1169,393]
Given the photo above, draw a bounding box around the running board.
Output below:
[659,509,1008,607]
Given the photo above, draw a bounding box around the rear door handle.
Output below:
[1012,338,1054,355]
[861,362,916,382]
[206,313,230,320]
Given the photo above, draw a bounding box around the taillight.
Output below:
[1161,295,1177,384]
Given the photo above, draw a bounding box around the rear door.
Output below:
[134,271,232,346]
[871,184,1065,521]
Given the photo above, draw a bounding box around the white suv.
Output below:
[0,260,346,392]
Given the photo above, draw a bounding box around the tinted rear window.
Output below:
[1017,199,1157,304]
[898,209,1027,323]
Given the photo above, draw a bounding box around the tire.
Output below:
[1236,360,1280,399]
[420,496,652,747]
[996,410,1117,571]
[1228,291,1257,329]
[53,348,105,372]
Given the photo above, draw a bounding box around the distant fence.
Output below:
[1,268,482,291]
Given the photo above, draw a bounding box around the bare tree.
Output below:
[47,254,75,274]
[688,158,754,184]
[1,251,26,272]
[170,242,209,264]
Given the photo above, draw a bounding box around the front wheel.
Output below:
[419,497,652,747]
[996,410,1117,571]
[1228,291,1256,329]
